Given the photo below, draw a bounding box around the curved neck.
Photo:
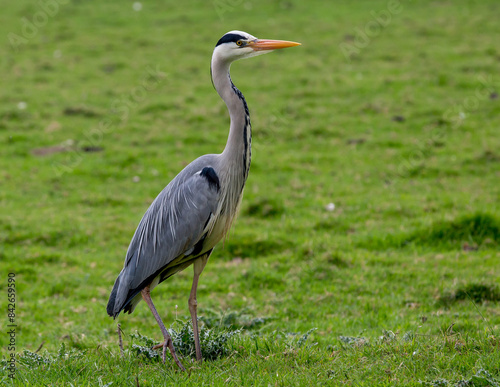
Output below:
[211,53,251,179]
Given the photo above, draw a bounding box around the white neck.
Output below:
[211,52,251,181]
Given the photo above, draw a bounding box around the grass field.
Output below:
[1,0,499,385]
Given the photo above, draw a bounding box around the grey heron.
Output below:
[106,31,300,370]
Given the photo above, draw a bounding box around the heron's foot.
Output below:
[152,342,164,350]
[152,340,186,371]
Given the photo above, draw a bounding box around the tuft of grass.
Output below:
[131,319,242,362]
[222,237,288,259]
[362,212,500,250]
[454,284,500,303]
[421,369,500,387]
[63,106,102,118]
[313,218,353,234]
[199,309,271,331]
[170,320,241,361]
[130,332,161,360]
[439,283,500,306]
[17,350,52,367]
[13,343,85,371]
[244,198,285,218]
[416,213,500,247]
[338,335,369,347]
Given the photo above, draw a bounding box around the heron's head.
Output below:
[213,30,300,62]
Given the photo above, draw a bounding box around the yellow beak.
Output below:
[248,39,301,51]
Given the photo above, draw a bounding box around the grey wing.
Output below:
[107,166,220,317]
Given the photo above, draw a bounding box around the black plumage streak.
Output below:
[191,233,208,256]
[215,33,246,47]
[200,167,220,192]
[229,76,252,185]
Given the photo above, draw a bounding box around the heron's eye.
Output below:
[236,40,243,47]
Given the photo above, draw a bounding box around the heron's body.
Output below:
[107,152,247,316]
[106,31,299,370]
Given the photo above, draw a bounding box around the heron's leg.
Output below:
[141,285,186,371]
[189,254,209,361]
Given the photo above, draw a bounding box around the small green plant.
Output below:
[339,335,369,347]
[130,332,161,360]
[18,350,52,368]
[199,309,270,331]
[422,369,500,387]
[130,319,242,362]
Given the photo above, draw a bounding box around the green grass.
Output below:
[1,0,499,385]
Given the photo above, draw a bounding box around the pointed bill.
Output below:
[249,39,301,51]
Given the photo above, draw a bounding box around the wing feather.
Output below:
[107,166,220,317]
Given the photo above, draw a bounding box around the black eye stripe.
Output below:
[215,33,247,47]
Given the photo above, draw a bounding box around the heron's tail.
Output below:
[106,276,121,318]
[107,269,145,318]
